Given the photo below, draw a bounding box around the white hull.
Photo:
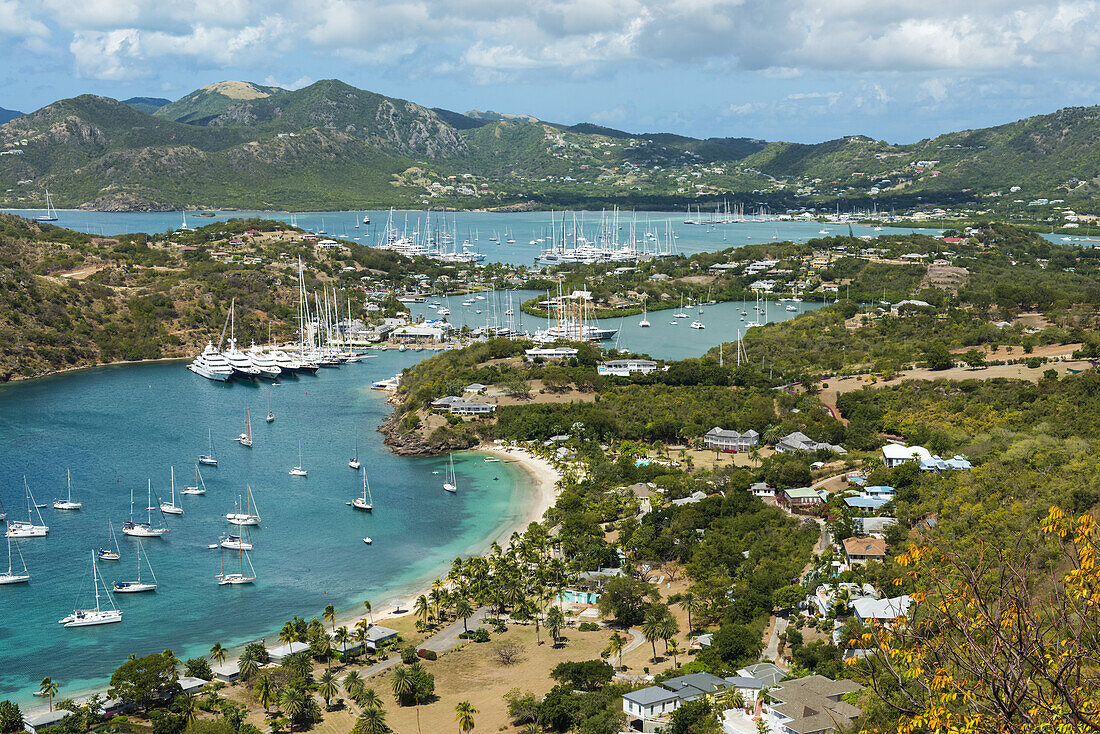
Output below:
[198,457,218,466]
[443,483,457,493]
[113,582,156,593]
[289,468,307,477]
[160,505,184,515]
[53,501,82,510]
[225,514,260,526]
[5,523,48,538]
[351,499,373,511]
[220,537,253,550]
[217,574,254,585]
[181,488,205,495]
[188,363,233,381]
[349,459,361,470]
[121,525,168,538]
[0,573,30,584]
[60,610,123,627]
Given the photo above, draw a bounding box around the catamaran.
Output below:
[6,478,49,538]
[0,537,30,584]
[690,320,706,330]
[236,398,253,448]
[199,429,218,466]
[349,434,361,470]
[59,551,123,627]
[98,521,121,560]
[121,481,170,538]
[217,542,256,585]
[182,464,207,495]
[225,485,260,526]
[53,469,82,510]
[443,454,457,493]
[113,541,157,593]
[289,440,307,476]
[159,467,184,515]
[350,472,373,511]
[638,300,650,328]
[36,188,58,222]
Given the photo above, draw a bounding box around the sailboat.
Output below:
[199,429,219,466]
[0,538,30,584]
[443,454,457,493]
[236,398,253,448]
[266,392,275,423]
[217,542,257,585]
[219,527,253,550]
[182,464,207,495]
[289,440,307,476]
[53,469,82,510]
[638,299,650,328]
[98,522,121,561]
[159,467,184,515]
[6,478,49,538]
[350,472,373,511]
[673,293,688,319]
[225,485,260,526]
[36,188,58,222]
[121,481,170,538]
[113,541,157,593]
[59,551,123,627]
[349,434,361,470]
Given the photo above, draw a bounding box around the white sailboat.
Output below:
[638,299,650,328]
[98,521,121,561]
[199,429,218,466]
[182,464,207,496]
[349,434,361,470]
[113,541,157,593]
[36,188,58,222]
[159,467,184,515]
[443,454,457,493]
[53,469,82,510]
[121,481,170,538]
[236,398,253,448]
[219,531,253,551]
[6,478,49,538]
[289,440,307,476]
[59,551,123,627]
[0,537,30,584]
[225,485,260,526]
[350,472,373,511]
[217,542,256,585]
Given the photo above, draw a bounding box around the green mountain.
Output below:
[154,81,287,125]
[0,107,21,124]
[122,97,171,114]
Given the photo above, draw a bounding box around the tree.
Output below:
[455,700,478,734]
[209,642,227,667]
[598,576,659,627]
[363,599,374,625]
[642,610,665,664]
[183,657,214,680]
[546,606,565,647]
[323,604,337,634]
[773,584,805,612]
[699,623,763,669]
[414,594,431,629]
[963,348,987,369]
[607,632,626,670]
[39,678,59,712]
[343,671,364,703]
[254,674,276,712]
[318,670,338,708]
[677,591,701,634]
[279,621,300,654]
[108,651,181,711]
[923,341,953,371]
[0,701,23,734]
[658,615,680,654]
[175,693,197,727]
[391,663,434,734]
[454,596,473,634]
[358,687,383,712]
[353,707,390,734]
[278,685,305,726]
[334,626,351,658]
[237,655,259,681]
[550,660,614,690]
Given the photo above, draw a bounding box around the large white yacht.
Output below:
[222,337,260,379]
[188,342,234,381]
[269,348,305,374]
[247,343,282,380]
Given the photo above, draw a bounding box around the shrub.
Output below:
[416,649,437,661]
[578,622,601,632]
[400,646,418,664]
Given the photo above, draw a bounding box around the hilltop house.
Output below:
[623,672,767,732]
[783,486,829,506]
[881,443,932,467]
[703,427,760,452]
[430,396,497,416]
[843,537,887,565]
[776,432,846,455]
[761,675,863,734]
[852,595,913,625]
[598,359,658,377]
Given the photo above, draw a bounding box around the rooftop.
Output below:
[843,536,888,557]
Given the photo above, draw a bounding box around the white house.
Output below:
[525,346,578,361]
[852,595,913,624]
[703,427,760,452]
[881,443,932,468]
[776,432,846,455]
[598,359,658,377]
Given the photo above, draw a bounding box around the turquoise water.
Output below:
[407,290,823,361]
[0,208,943,266]
[0,353,533,703]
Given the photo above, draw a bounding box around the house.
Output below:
[464,383,488,394]
[671,490,708,506]
[919,454,973,471]
[391,325,446,343]
[737,662,786,687]
[750,482,775,498]
[858,516,898,536]
[843,537,887,565]
[782,487,829,506]
[775,432,846,455]
[862,485,895,497]
[450,400,496,416]
[178,676,208,693]
[623,686,684,729]
[525,346,578,361]
[881,443,932,468]
[852,595,913,624]
[703,427,760,452]
[843,495,890,510]
[763,675,863,734]
[359,624,400,650]
[598,359,658,377]
[23,709,69,733]
[211,661,240,682]
[723,676,764,704]
[623,672,748,731]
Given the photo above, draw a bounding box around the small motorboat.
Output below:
[363,537,373,545]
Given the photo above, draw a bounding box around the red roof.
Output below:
[941,237,964,244]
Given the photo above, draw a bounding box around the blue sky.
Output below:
[1,0,1097,143]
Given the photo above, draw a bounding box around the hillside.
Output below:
[154,80,286,125]
[122,97,171,114]
[0,107,21,124]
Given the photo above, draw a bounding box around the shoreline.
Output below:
[0,356,191,387]
[15,444,560,712]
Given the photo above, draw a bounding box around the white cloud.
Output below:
[0,0,49,37]
[262,75,314,90]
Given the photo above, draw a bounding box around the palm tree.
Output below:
[455,700,478,733]
[355,707,390,734]
[359,687,383,711]
[279,620,299,654]
[254,673,276,712]
[642,611,663,664]
[659,615,680,653]
[238,655,259,681]
[324,604,337,634]
[391,664,431,734]
[334,625,351,658]
[39,677,58,712]
[318,670,338,707]
[343,671,364,702]
[280,685,305,724]
[414,594,430,629]
[607,632,626,670]
[677,592,700,634]
[454,596,473,634]
[546,606,564,647]
[177,693,197,726]
[209,642,228,666]
[666,638,682,667]
[363,599,374,625]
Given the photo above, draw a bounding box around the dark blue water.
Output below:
[0,353,531,702]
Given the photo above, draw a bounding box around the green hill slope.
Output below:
[154,81,287,125]
[122,97,171,114]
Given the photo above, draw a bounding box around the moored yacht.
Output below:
[247,343,282,380]
[188,342,233,382]
[223,338,260,379]
[7,479,48,538]
[53,469,82,510]
[60,551,123,627]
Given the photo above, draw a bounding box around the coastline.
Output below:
[0,356,190,386]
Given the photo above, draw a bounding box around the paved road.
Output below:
[763,614,789,669]
[359,607,490,680]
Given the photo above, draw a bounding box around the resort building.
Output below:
[843,537,888,565]
[775,432,846,455]
[430,396,497,415]
[703,427,760,452]
[390,324,448,343]
[750,481,775,498]
[597,359,659,377]
[525,346,578,361]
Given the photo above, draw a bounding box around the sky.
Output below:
[1,0,1098,143]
